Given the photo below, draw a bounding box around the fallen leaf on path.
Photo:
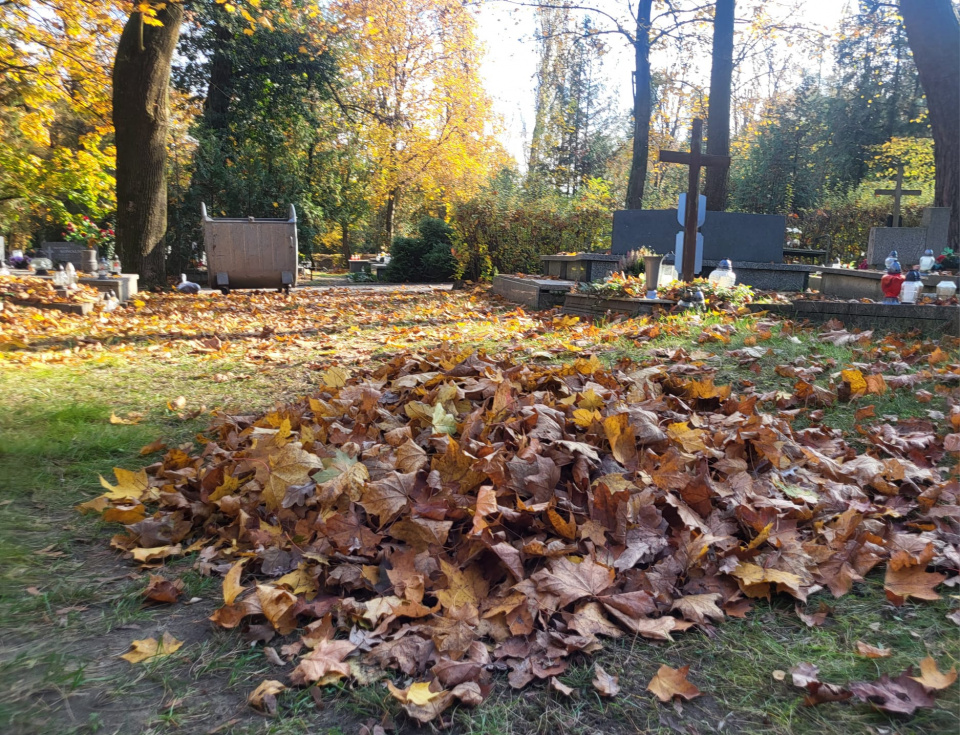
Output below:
[592,664,620,697]
[120,632,184,663]
[647,665,701,702]
[248,680,285,715]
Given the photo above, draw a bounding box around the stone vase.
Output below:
[643,254,664,299]
[81,248,98,274]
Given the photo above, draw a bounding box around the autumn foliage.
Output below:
[79,338,960,721]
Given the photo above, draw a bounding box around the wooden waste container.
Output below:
[201,203,298,294]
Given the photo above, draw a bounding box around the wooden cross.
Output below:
[874,164,921,228]
[659,118,730,282]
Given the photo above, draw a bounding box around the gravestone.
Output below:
[873,164,922,227]
[42,242,97,271]
[865,207,949,267]
[612,210,786,263]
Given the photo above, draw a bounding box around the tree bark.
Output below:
[113,7,183,285]
[203,23,234,132]
[704,0,735,211]
[340,220,351,261]
[625,0,652,210]
[384,189,398,248]
[899,0,959,250]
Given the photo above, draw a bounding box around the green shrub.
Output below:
[384,217,457,282]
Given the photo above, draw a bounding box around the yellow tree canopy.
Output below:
[332,0,505,214]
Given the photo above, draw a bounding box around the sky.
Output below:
[473,0,853,165]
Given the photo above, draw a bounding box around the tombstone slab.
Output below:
[866,228,927,268]
[540,253,621,282]
[612,211,786,264]
[819,266,958,301]
[42,242,98,272]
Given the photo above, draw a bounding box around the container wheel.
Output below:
[220,287,230,295]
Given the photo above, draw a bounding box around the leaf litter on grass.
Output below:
[75,333,960,725]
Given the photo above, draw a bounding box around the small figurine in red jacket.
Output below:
[880,261,904,304]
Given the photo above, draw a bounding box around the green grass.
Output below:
[0,313,957,734]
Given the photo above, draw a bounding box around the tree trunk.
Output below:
[203,23,233,132]
[704,0,735,211]
[113,7,183,286]
[625,1,652,210]
[384,190,398,249]
[899,0,960,249]
[340,221,351,261]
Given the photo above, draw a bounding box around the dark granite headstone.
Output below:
[42,242,97,270]
[612,210,786,264]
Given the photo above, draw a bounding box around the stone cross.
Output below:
[659,118,731,282]
[874,164,921,228]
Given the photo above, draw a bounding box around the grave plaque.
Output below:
[612,211,786,263]
[42,242,97,270]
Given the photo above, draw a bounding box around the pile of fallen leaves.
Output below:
[81,347,959,723]
[0,274,102,305]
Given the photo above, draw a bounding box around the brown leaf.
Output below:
[248,679,285,715]
[854,641,892,659]
[647,665,701,702]
[532,556,615,608]
[592,664,620,698]
[884,563,946,605]
[603,413,638,470]
[850,671,935,715]
[550,676,574,697]
[143,575,183,604]
[671,594,724,625]
[288,639,356,686]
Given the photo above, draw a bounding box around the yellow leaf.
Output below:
[120,632,183,663]
[320,366,349,388]
[99,468,149,501]
[548,508,577,540]
[841,369,867,397]
[573,408,601,428]
[577,388,604,411]
[209,473,240,502]
[131,545,182,563]
[223,559,247,605]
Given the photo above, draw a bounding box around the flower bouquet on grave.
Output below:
[64,216,116,260]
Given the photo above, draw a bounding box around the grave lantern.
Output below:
[708,259,736,288]
[919,249,936,273]
[900,269,923,304]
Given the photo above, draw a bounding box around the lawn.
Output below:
[0,285,957,735]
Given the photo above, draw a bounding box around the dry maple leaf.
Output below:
[647,664,701,702]
[288,639,356,686]
[592,664,620,697]
[259,442,323,512]
[533,556,615,609]
[603,413,638,470]
[849,670,936,715]
[884,562,946,605]
[387,680,454,723]
[99,467,149,501]
[120,632,184,664]
[143,575,183,604]
[223,559,247,605]
[671,594,724,625]
[909,657,958,691]
[854,641,892,659]
[248,679,286,715]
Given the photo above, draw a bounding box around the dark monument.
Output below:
[657,118,730,282]
[609,118,806,291]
